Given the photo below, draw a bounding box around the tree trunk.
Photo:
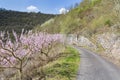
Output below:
[19,61,23,80]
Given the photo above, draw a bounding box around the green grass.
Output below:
[44,46,80,80]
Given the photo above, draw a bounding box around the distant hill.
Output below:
[0,8,55,33]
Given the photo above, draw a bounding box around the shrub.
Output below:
[104,19,112,26]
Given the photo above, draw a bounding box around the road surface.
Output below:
[75,46,120,80]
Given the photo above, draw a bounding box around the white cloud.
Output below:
[26,5,39,12]
[59,8,69,14]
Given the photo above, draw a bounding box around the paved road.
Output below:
[75,46,120,80]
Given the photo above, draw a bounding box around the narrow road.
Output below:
[75,46,120,80]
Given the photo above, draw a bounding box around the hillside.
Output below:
[0,8,55,33]
[35,0,120,35]
[35,0,120,65]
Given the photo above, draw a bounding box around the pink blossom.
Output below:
[0,31,64,68]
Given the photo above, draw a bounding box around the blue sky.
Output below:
[0,0,82,14]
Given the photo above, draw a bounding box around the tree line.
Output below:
[0,8,55,33]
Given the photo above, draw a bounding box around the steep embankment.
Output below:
[35,0,120,34]
[35,0,120,65]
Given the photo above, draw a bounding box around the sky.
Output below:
[0,0,82,14]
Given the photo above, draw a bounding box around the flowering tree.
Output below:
[0,30,64,80]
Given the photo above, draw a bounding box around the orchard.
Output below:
[0,30,64,80]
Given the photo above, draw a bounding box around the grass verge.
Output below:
[44,46,80,80]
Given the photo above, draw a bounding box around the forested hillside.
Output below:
[0,8,55,33]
